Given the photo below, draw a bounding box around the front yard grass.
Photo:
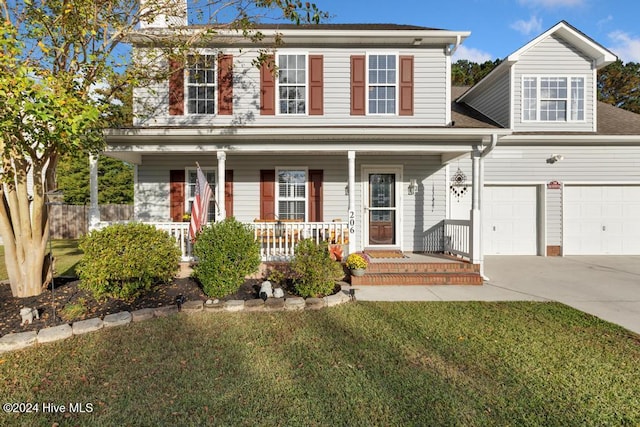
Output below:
[1,301,638,426]
[0,240,82,280]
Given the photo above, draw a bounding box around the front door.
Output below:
[365,171,399,246]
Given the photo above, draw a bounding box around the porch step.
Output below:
[351,261,482,286]
[365,262,479,274]
[351,272,483,286]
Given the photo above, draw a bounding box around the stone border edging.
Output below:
[0,289,353,354]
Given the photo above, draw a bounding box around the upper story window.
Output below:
[276,168,307,220]
[523,76,585,122]
[278,54,307,115]
[368,54,397,115]
[186,55,216,115]
[186,168,216,222]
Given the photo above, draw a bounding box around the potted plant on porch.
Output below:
[345,252,369,277]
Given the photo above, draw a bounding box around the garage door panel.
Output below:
[565,185,640,255]
[484,186,537,255]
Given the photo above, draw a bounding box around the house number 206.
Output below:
[348,210,356,234]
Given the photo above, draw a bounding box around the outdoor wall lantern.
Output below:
[408,179,418,195]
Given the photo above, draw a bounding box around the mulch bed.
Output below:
[0,276,293,337]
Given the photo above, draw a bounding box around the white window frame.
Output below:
[185,167,217,222]
[275,167,308,221]
[185,52,217,116]
[366,52,399,116]
[276,52,308,115]
[521,75,586,122]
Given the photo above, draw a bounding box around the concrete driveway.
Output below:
[353,256,640,335]
[484,256,640,335]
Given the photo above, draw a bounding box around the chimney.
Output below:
[140,0,187,29]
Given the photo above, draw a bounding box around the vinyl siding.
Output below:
[133,47,449,127]
[453,146,640,250]
[135,153,445,252]
[513,34,595,132]
[458,67,511,127]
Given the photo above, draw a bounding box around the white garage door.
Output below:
[564,185,640,255]
[483,186,538,255]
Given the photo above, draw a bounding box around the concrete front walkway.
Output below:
[352,256,640,335]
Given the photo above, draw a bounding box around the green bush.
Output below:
[77,222,181,300]
[290,239,344,298]
[193,217,261,298]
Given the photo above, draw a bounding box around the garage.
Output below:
[564,185,640,255]
[483,185,538,255]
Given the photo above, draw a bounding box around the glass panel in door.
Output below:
[368,173,396,245]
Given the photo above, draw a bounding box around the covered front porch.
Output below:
[99,127,503,273]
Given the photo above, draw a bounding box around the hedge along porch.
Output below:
[97,131,503,275]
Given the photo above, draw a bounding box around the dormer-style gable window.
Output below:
[523,76,585,122]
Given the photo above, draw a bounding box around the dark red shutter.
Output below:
[169,169,185,221]
[260,55,276,115]
[399,55,414,116]
[169,59,184,116]
[308,170,323,222]
[225,169,234,217]
[350,55,366,115]
[260,170,275,220]
[309,55,324,115]
[218,54,233,116]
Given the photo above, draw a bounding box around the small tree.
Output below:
[0,0,328,297]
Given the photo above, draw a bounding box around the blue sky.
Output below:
[312,0,640,63]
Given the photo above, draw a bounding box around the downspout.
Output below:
[448,35,462,57]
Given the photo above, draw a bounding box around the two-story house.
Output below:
[101,2,640,284]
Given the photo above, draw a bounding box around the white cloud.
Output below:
[608,30,640,63]
[510,16,543,36]
[518,0,585,7]
[453,46,493,63]
[597,15,613,30]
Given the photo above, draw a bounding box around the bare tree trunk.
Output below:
[0,156,51,297]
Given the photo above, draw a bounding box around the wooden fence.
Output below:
[49,204,134,239]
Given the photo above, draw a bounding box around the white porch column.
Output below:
[470,145,483,272]
[347,151,356,255]
[88,154,100,230]
[217,151,226,221]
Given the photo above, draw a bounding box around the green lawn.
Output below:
[0,240,82,280]
[1,302,638,426]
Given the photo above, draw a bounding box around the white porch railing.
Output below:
[145,221,349,262]
[150,222,193,262]
[251,221,349,261]
[423,219,471,260]
[443,219,470,259]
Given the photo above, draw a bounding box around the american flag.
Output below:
[189,166,213,241]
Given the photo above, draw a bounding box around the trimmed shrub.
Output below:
[77,222,181,300]
[193,217,261,298]
[290,239,344,298]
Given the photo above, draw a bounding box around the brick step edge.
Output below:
[366,263,480,274]
[351,273,483,286]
